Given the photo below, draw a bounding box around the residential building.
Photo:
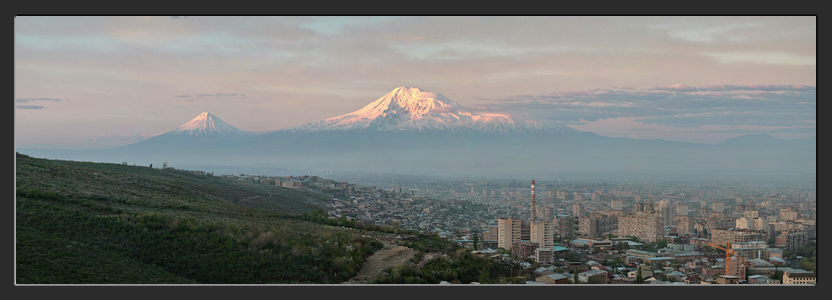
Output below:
[537,206,554,222]
[497,218,521,250]
[482,226,498,243]
[710,228,766,248]
[732,241,769,259]
[618,211,664,243]
[780,208,798,221]
[521,222,530,241]
[774,231,807,252]
[531,221,554,248]
[535,273,568,284]
[674,215,700,235]
[578,269,608,284]
[783,271,816,285]
[578,214,616,237]
[573,203,585,217]
[657,199,676,226]
[726,255,746,279]
[535,247,554,264]
[512,241,539,261]
[610,199,625,211]
[715,275,740,284]
[736,217,750,230]
[553,217,571,236]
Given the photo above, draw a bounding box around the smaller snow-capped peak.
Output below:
[172,112,251,137]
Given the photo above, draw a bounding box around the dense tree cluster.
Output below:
[15,154,387,284]
[372,249,511,284]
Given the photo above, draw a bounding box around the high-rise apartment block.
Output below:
[657,199,676,226]
[537,206,554,222]
[710,228,767,248]
[732,241,769,259]
[618,211,664,242]
[498,218,521,250]
[573,203,585,217]
[578,214,616,237]
[727,255,746,279]
[482,226,499,242]
[774,231,807,252]
[780,208,798,221]
[531,221,554,248]
[610,199,625,210]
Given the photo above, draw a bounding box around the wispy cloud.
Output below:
[175,93,247,99]
[15,98,61,103]
[88,132,162,142]
[16,105,44,109]
[478,84,816,131]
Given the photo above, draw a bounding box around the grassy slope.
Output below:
[15,153,382,284]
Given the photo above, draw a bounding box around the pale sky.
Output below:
[15,16,816,149]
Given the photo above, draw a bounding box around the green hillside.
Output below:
[15,153,383,284]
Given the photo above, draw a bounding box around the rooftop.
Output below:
[546,274,569,280]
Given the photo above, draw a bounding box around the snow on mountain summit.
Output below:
[291,86,577,134]
[172,112,253,137]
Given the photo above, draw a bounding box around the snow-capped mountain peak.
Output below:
[172,112,251,137]
[289,86,578,135]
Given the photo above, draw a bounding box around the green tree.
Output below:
[636,266,644,284]
[771,270,784,283]
[479,267,490,284]
[472,233,479,250]
[574,270,580,284]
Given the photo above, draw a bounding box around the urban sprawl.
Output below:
[211,171,817,285]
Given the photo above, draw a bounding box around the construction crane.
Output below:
[707,242,735,273]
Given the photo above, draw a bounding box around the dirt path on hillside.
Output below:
[344,231,449,284]
[344,242,414,284]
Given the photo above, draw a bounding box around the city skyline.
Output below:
[15,16,816,149]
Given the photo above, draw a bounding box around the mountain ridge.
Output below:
[287,86,578,135]
[14,87,816,180]
[171,112,256,137]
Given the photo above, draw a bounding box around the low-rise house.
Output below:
[768,256,787,266]
[579,269,608,284]
[747,275,773,284]
[665,270,685,282]
[715,275,740,284]
[628,269,653,279]
[610,276,636,284]
[783,271,816,285]
[535,273,569,284]
[683,275,702,284]
[702,265,725,277]
[534,267,555,276]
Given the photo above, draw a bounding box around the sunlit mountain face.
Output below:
[171,112,256,137]
[288,87,577,135]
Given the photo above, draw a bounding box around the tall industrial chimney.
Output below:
[531,180,536,223]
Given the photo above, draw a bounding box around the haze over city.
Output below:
[14,15,818,286]
[15,16,815,150]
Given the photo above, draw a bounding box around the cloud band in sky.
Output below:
[477,84,815,134]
